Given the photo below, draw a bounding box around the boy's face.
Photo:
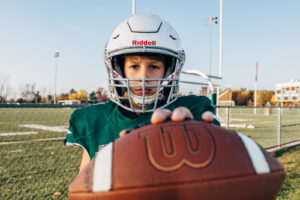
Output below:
[124,55,165,96]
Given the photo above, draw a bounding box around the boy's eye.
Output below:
[130,65,139,69]
[150,65,159,69]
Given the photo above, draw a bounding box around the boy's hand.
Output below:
[151,108,215,124]
[119,108,215,137]
[151,107,193,124]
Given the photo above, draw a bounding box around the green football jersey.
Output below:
[65,95,220,159]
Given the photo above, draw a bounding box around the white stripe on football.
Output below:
[92,142,113,192]
[237,132,270,174]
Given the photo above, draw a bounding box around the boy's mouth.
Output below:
[133,88,153,95]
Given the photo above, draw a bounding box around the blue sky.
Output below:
[1,0,300,98]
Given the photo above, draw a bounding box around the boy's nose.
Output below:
[137,66,149,79]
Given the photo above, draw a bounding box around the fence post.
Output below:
[226,106,229,129]
[277,107,281,147]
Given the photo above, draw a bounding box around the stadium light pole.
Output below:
[219,0,223,78]
[54,52,60,104]
[216,0,223,110]
[132,0,136,15]
[205,16,218,76]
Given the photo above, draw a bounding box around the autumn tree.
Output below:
[257,90,274,106]
[95,88,109,102]
[68,88,78,100]
[58,93,69,101]
[78,89,88,100]
[69,92,79,100]
[232,89,251,105]
[270,94,284,106]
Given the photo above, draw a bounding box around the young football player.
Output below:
[65,14,220,172]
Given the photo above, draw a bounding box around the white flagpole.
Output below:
[219,0,223,78]
[254,57,258,114]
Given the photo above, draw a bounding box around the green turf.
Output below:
[0,108,74,142]
[275,145,300,200]
[0,107,299,199]
[0,108,79,199]
[0,141,81,199]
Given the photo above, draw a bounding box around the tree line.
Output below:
[0,82,299,106]
[0,83,109,104]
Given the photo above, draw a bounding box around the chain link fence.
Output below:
[217,106,300,149]
[1,104,300,199]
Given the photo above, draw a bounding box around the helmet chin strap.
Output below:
[130,92,156,106]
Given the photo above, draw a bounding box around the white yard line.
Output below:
[9,150,24,153]
[230,118,249,122]
[0,132,38,136]
[221,123,255,129]
[44,146,57,149]
[19,124,68,132]
[0,137,65,145]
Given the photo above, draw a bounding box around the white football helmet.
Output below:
[104,14,185,113]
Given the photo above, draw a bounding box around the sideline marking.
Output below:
[19,124,68,132]
[0,132,38,136]
[9,150,24,153]
[0,137,65,145]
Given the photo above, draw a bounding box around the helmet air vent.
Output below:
[170,34,177,40]
[112,34,120,39]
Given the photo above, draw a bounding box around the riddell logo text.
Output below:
[132,40,156,46]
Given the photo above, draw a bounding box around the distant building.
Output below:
[218,88,235,106]
[275,79,300,103]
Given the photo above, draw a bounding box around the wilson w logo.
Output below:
[140,124,216,172]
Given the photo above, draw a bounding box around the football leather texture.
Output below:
[68,120,285,200]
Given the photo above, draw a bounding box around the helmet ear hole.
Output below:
[113,56,125,77]
[164,56,176,78]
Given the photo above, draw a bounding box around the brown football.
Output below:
[68,120,285,200]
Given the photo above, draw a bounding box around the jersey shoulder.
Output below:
[172,95,211,108]
[68,101,117,137]
[71,100,115,121]
[168,95,220,126]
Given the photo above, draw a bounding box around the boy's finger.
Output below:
[171,107,193,122]
[151,109,172,124]
[201,111,215,122]
[119,130,127,137]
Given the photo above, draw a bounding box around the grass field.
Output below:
[275,145,300,200]
[0,108,82,199]
[0,107,299,199]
